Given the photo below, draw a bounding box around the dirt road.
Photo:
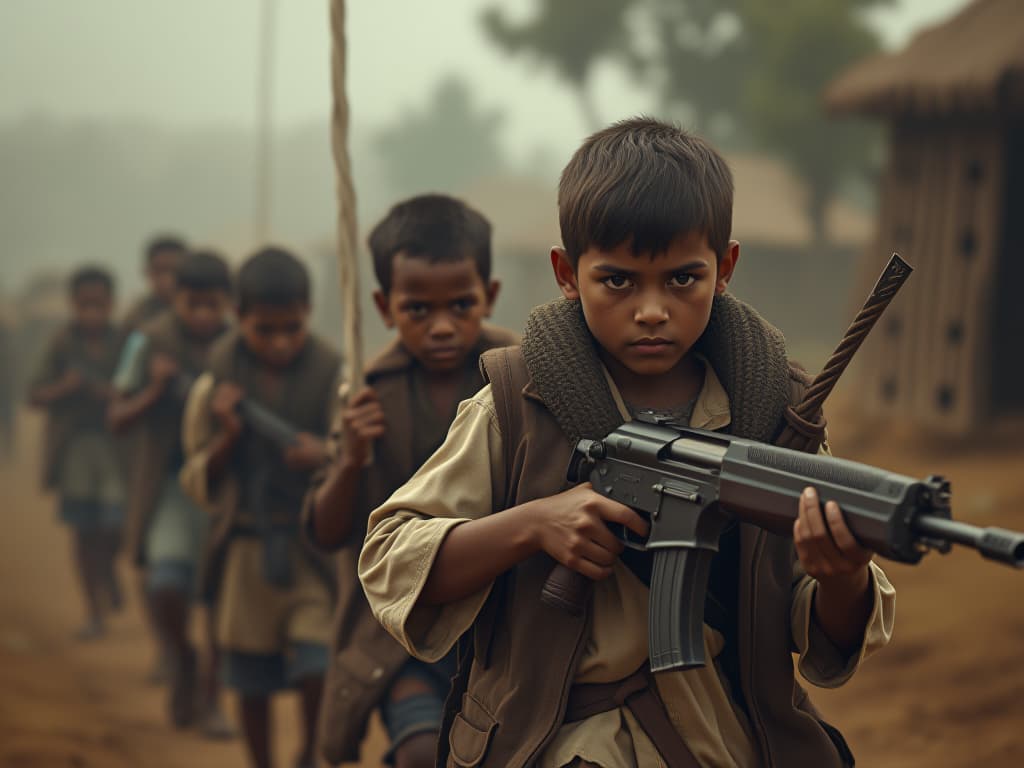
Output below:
[1,407,1022,767]
[0,412,386,768]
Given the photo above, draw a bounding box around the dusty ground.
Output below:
[1,405,1022,767]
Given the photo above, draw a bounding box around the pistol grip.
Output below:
[648,547,713,672]
[541,564,592,615]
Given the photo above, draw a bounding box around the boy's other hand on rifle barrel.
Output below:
[794,486,872,593]
[339,386,386,469]
[527,483,649,582]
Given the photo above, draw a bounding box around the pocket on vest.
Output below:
[447,692,497,767]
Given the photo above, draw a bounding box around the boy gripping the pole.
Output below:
[359,119,895,767]
[108,251,234,736]
[29,266,126,640]
[180,247,339,768]
[306,195,515,767]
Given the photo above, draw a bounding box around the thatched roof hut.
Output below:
[825,0,1024,433]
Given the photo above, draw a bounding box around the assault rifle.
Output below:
[541,415,1024,673]
[117,331,300,449]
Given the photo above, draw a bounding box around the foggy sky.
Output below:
[1,0,970,166]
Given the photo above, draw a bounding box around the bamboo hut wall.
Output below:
[861,119,1004,432]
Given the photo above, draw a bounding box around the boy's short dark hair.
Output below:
[176,250,232,293]
[368,194,492,294]
[69,265,115,297]
[558,117,733,266]
[145,235,188,264]
[235,247,310,314]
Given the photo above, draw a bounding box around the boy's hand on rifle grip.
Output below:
[794,486,872,591]
[210,381,245,437]
[339,386,385,469]
[527,483,649,582]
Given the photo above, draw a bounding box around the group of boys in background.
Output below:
[27,117,895,768]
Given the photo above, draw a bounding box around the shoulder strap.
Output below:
[479,345,530,508]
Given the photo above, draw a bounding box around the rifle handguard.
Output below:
[541,564,591,615]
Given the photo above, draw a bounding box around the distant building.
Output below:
[826,0,1024,432]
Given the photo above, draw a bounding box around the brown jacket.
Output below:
[188,330,341,602]
[122,310,227,565]
[29,322,125,489]
[437,347,852,768]
[436,297,854,768]
[311,326,520,765]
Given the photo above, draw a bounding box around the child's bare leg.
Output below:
[98,525,123,611]
[152,585,196,726]
[238,694,272,768]
[388,676,439,768]
[71,528,105,638]
[295,676,323,768]
[198,604,235,738]
[138,572,172,684]
[393,733,437,768]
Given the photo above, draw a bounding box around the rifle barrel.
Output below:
[913,515,1024,567]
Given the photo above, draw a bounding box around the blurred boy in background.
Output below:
[29,266,126,640]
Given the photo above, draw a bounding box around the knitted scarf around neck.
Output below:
[519,295,791,444]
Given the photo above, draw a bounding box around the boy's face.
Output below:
[552,233,739,379]
[237,303,310,369]
[172,287,230,341]
[373,252,500,373]
[71,282,113,333]
[147,248,183,303]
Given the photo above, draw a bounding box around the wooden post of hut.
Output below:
[825,0,1024,434]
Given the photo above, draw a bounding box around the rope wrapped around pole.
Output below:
[775,253,913,451]
[329,0,363,387]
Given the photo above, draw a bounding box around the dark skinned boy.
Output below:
[307,194,514,768]
[358,119,893,767]
[180,249,340,768]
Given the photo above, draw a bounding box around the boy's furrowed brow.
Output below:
[592,263,637,276]
[592,260,709,275]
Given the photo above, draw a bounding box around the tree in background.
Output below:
[480,0,635,131]
[630,0,751,142]
[479,0,888,250]
[372,75,506,196]
[740,0,885,250]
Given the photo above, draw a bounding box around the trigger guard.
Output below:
[610,522,649,550]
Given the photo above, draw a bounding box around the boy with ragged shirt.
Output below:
[29,266,126,640]
[180,247,340,768]
[108,250,234,736]
[305,194,516,767]
[359,118,896,767]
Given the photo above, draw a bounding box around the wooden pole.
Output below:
[329,0,363,387]
[254,0,276,244]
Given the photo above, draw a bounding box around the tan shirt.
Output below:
[359,361,896,768]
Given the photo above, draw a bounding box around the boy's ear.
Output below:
[372,289,394,328]
[483,279,501,317]
[550,247,580,300]
[715,240,740,295]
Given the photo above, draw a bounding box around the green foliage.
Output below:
[372,75,506,196]
[740,0,888,244]
[478,0,890,246]
[480,0,635,128]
